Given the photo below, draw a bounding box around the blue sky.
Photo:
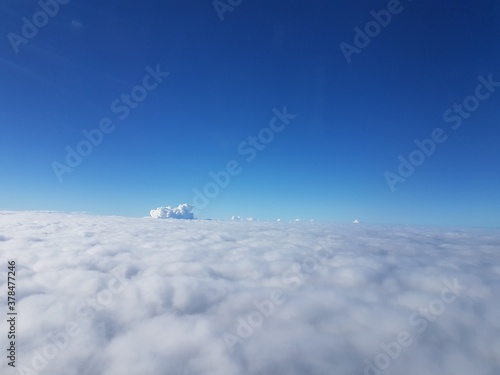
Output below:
[1,0,499,226]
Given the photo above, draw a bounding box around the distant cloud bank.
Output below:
[150,203,194,219]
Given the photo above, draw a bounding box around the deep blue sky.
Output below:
[1,0,499,226]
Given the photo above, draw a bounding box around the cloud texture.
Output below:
[150,204,194,219]
[0,211,499,375]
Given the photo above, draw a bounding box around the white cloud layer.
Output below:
[1,211,499,375]
[150,204,194,219]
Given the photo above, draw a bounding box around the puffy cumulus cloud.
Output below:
[0,211,500,375]
[150,204,194,219]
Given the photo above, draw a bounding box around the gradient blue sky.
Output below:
[1,0,499,226]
